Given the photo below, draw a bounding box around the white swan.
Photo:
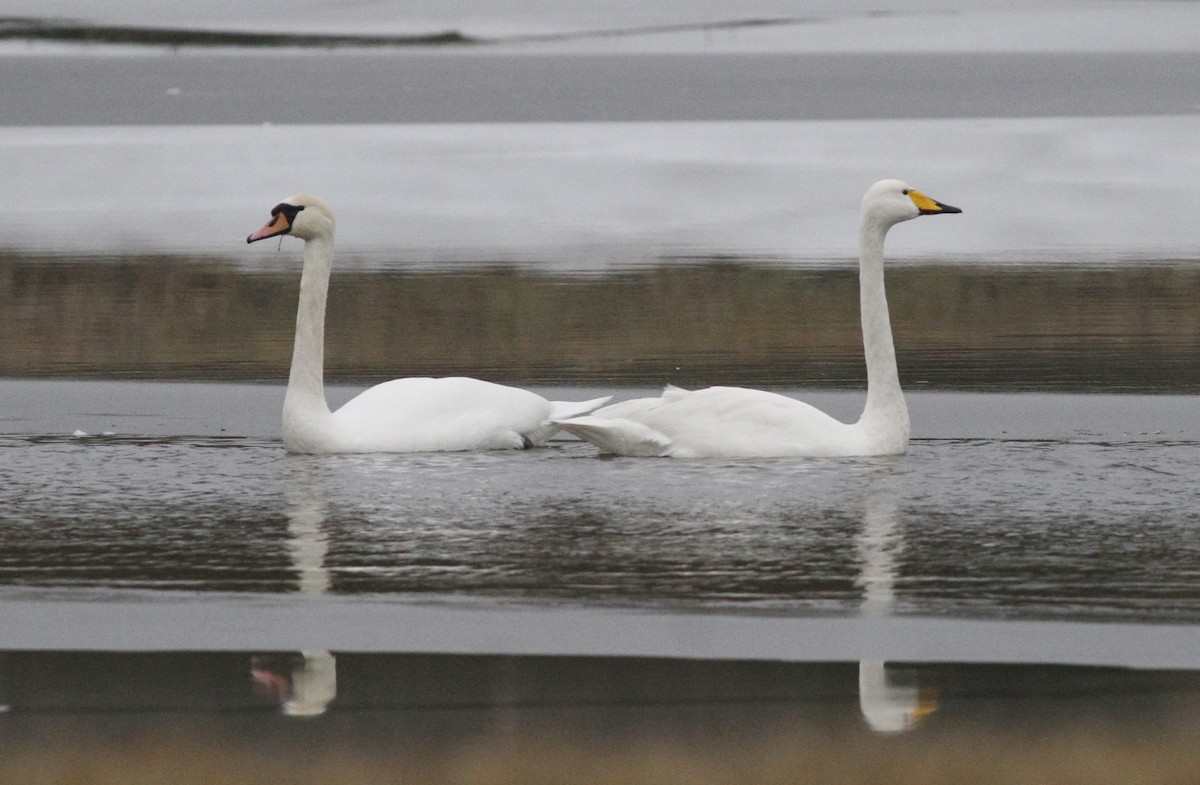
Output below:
[553,179,960,459]
[247,194,609,454]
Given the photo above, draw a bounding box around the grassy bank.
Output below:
[4,253,1200,391]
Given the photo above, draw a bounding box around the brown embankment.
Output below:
[3,253,1199,391]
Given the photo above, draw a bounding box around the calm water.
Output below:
[5,51,1200,125]
[3,653,1198,749]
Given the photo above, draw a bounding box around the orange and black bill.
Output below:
[247,203,305,243]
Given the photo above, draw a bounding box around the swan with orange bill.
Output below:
[247,195,609,454]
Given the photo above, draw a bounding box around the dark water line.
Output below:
[0,16,801,49]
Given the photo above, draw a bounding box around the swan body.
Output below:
[556,385,886,459]
[554,180,960,459]
[247,194,609,454]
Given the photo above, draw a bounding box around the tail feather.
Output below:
[548,395,612,420]
[552,415,672,457]
[523,395,613,446]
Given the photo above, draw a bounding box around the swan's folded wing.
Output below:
[331,377,551,451]
[578,386,851,458]
[551,415,673,457]
[523,395,614,446]
[648,387,851,457]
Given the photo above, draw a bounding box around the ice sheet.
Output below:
[2,116,1198,268]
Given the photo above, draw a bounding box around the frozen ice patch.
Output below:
[1,116,1198,269]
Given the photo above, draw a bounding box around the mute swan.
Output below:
[553,179,960,459]
[247,194,609,454]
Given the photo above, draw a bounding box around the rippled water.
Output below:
[3,381,1198,625]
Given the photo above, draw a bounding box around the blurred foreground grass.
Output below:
[4,252,1200,391]
[5,716,1200,785]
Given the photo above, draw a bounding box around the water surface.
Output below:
[4,381,1198,627]
[5,51,1200,125]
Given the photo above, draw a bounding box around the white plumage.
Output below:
[554,180,961,459]
[247,194,608,454]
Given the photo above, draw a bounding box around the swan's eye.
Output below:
[902,189,910,195]
[277,204,305,222]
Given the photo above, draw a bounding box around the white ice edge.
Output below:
[2,589,1197,668]
[4,1,1200,54]
[3,116,1200,269]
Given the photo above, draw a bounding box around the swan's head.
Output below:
[862,179,961,227]
[246,194,335,244]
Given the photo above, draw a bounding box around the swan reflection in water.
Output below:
[252,459,337,717]
[251,650,337,718]
[256,458,938,727]
[855,477,938,733]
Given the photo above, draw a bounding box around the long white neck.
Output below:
[284,235,334,425]
[855,213,909,445]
